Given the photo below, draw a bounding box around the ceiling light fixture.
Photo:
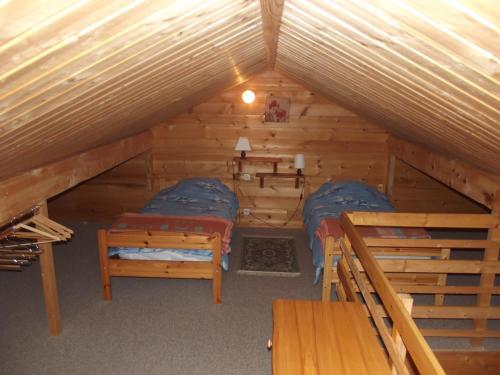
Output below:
[241,89,255,104]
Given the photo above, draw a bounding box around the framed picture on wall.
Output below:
[264,96,290,122]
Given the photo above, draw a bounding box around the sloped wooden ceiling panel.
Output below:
[0,0,266,180]
[275,0,500,176]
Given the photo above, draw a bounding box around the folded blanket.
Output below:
[315,217,430,250]
[110,212,233,254]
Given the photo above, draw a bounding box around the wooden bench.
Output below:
[272,299,392,375]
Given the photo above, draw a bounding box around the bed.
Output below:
[302,181,432,300]
[97,178,238,304]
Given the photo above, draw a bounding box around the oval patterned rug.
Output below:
[237,235,300,277]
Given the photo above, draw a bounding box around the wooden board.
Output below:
[98,229,222,304]
[435,351,500,375]
[272,300,391,374]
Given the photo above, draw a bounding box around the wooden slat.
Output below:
[106,231,214,250]
[347,212,498,228]
[355,259,500,274]
[411,306,500,319]
[365,238,498,249]
[108,259,213,279]
[340,236,409,375]
[340,212,445,375]
[435,351,500,375]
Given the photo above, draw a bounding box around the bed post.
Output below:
[211,232,222,304]
[98,229,112,301]
[322,236,335,301]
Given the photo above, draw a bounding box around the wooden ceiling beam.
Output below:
[0,131,152,225]
[260,0,285,69]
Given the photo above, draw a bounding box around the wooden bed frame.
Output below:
[97,229,223,304]
[336,212,500,346]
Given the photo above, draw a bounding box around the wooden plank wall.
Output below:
[48,71,488,224]
[390,159,488,213]
[151,71,389,227]
[49,153,154,221]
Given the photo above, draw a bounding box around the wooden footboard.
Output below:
[97,229,222,304]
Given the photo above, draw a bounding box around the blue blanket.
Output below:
[302,181,394,283]
[141,177,238,221]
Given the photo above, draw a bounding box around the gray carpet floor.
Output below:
[0,223,321,375]
[1,222,498,374]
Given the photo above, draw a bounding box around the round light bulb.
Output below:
[241,89,255,104]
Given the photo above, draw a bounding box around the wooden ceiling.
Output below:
[1,0,499,180]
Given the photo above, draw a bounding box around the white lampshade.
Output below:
[294,154,305,169]
[235,137,251,152]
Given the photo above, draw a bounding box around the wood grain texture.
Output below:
[390,158,488,214]
[48,70,491,223]
[272,300,391,375]
[0,131,151,225]
[0,0,266,180]
[152,71,389,228]
[327,212,500,345]
[276,0,500,176]
[388,136,500,210]
[98,229,223,303]
[435,351,500,375]
[1,0,499,200]
[38,201,62,336]
[260,0,284,68]
[340,212,445,375]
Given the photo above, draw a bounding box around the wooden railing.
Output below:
[337,212,449,375]
[338,212,500,345]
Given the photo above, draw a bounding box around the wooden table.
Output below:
[272,300,391,375]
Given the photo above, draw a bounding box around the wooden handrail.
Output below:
[340,212,445,375]
[339,236,409,375]
[346,212,498,229]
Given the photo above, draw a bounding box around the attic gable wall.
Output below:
[49,71,487,224]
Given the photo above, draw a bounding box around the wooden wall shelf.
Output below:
[255,172,305,189]
[232,156,282,179]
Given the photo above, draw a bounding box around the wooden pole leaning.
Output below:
[38,201,62,336]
